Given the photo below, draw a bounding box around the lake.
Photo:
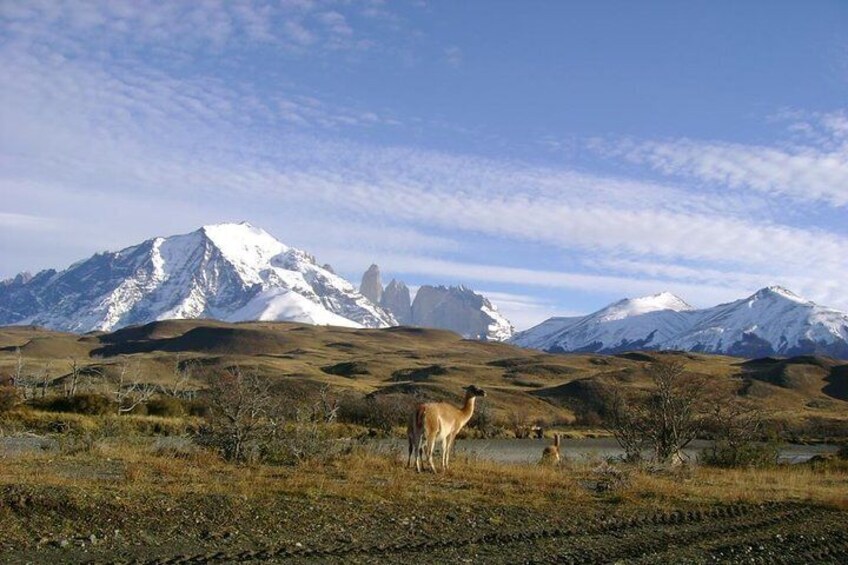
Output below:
[377,437,840,465]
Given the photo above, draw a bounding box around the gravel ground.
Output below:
[2,489,845,564]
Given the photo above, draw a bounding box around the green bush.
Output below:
[33,394,114,415]
[699,440,780,468]
[146,397,186,418]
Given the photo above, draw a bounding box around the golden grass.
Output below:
[3,319,846,430]
[2,439,845,515]
[627,463,848,510]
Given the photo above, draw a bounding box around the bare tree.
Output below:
[202,365,277,462]
[65,358,82,397]
[113,362,157,415]
[37,362,52,398]
[605,360,709,465]
[509,408,532,439]
[162,355,195,398]
[701,398,776,467]
[12,347,35,400]
[312,384,339,424]
[604,387,649,462]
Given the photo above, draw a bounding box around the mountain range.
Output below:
[511,287,848,358]
[0,222,513,340]
[359,264,514,342]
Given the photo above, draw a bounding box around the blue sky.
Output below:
[1,0,847,329]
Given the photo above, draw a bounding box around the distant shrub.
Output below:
[185,399,211,418]
[338,394,415,435]
[33,393,113,415]
[837,445,848,461]
[146,397,186,418]
[468,402,499,438]
[0,386,18,413]
[699,440,780,468]
[573,407,603,427]
[259,421,343,466]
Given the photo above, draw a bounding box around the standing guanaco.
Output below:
[407,385,486,473]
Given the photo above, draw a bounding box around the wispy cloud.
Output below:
[2,2,847,326]
[0,0,376,54]
[591,112,848,207]
[444,46,462,68]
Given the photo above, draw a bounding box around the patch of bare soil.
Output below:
[2,487,846,564]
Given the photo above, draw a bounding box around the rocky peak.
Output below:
[411,285,514,341]
[359,264,383,305]
[380,279,412,325]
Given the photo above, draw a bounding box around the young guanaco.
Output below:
[540,433,561,465]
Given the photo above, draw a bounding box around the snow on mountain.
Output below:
[510,316,583,348]
[665,286,848,357]
[520,292,695,353]
[355,264,515,341]
[512,287,848,358]
[0,222,396,332]
[409,284,515,341]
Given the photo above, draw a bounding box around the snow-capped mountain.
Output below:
[0,222,396,332]
[512,287,848,358]
[512,292,694,352]
[667,287,848,357]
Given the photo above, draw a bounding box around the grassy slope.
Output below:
[1,320,847,428]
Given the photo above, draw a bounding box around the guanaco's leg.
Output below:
[426,433,438,473]
[443,433,455,470]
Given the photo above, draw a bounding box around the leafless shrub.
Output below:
[700,399,778,467]
[311,385,339,424]
[0,385,18,413]
[509,408,533,439]
[195,365,277,463]
[338,393,414,435]
[591,461,632,493]
[469,401,498,438]
[162,356,197,399]
[604,360,710,465]
[113,362,156,415]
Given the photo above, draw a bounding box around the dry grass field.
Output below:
[1,320,847,562]
[1,320,846,435]
[0,438,846,563]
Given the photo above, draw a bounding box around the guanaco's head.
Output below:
[464,384,486,398]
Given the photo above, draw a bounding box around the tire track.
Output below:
[130,502,821,564]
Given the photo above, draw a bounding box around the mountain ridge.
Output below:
[512,287,848,358]
[0,222,396,332]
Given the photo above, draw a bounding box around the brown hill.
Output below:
[1,321,846,429]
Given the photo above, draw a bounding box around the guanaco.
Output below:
[540,433,561,465]
[407,385,486,473]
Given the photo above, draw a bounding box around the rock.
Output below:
[411,285,514,341]
[380,279,412,325]
[359,264,383,305]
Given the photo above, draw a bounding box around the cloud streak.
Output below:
[2,2,847,325]
[592,112,848,207]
